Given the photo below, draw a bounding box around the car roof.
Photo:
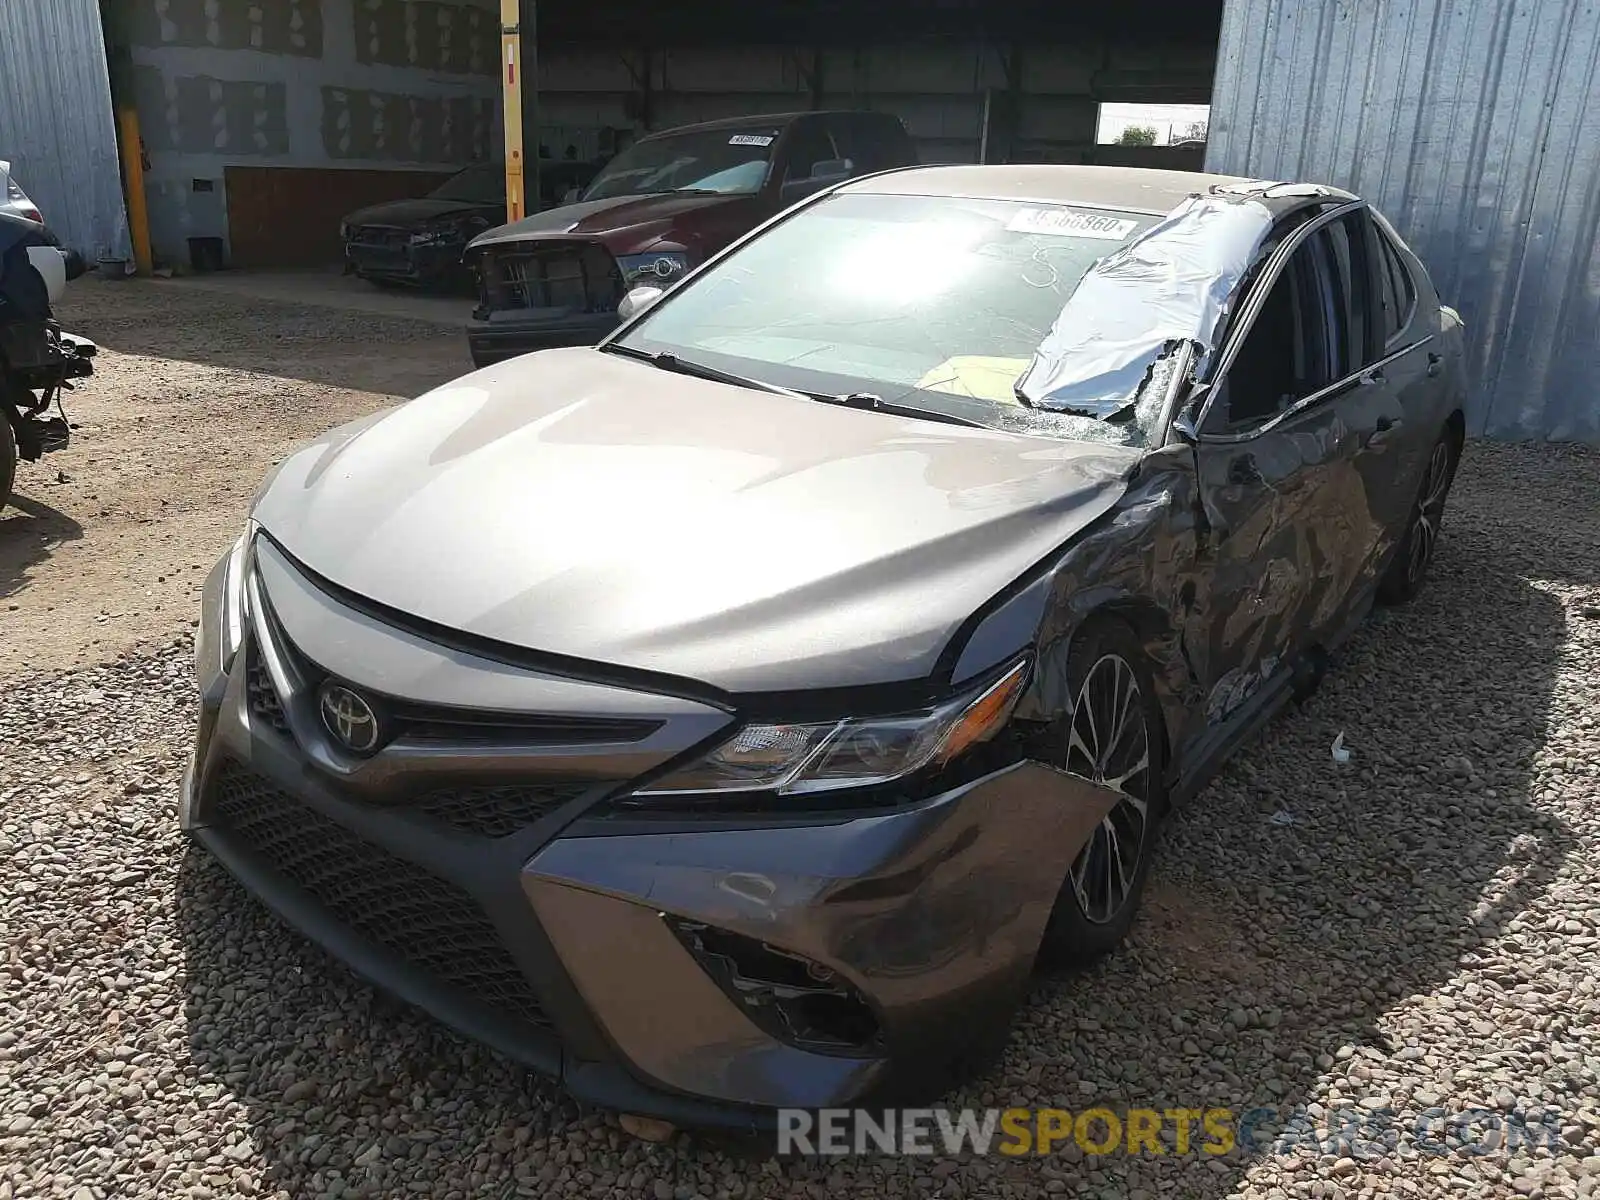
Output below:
[841,164,1358,216]
[635,110,891,140]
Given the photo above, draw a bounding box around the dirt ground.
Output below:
[0,276,471,675]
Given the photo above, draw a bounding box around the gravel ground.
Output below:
[3,291,1600,1198]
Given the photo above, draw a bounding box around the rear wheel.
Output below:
[1039,618,1167,965]
[1378,427,1459,605]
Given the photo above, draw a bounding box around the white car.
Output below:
[1,159,86,288]
[0,159,45,225]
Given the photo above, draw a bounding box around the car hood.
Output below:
[343,197,499,228]
[467,192,746,254]
[252,348,1139,694]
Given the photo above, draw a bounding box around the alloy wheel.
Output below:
[1407,441,1452,585]
[1065,653,1152,925]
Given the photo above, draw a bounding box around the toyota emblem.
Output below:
[318,681,381,754]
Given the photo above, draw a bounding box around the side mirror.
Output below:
[618,284,665,322]
[1167,385,1208,446]
[1168,409,1201,446]
[809,157,854,182]
[562,187,580,204]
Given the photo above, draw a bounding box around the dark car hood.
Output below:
[252,347,1138,694]
[344,197,499,228]
[467,192,748,254]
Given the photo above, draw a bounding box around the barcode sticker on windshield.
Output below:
[1007,208,1140,241]
[728,133,775,147]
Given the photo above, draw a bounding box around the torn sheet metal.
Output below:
[1015,195,1275,417]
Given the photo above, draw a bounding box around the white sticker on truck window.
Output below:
[728,133,775,147]
[1006,208,1140,241]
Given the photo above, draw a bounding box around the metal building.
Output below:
[105,0,1216,268]
[1208,0,1600,443]
[6,0,1599,443]
[0,0,132,262]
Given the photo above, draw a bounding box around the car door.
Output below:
[1186,204,1399,724]
[1365,211,1444,535]
[1312,206,1412,597]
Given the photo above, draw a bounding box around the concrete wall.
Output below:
[123,0,503,265]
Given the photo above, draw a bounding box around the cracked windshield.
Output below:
[616,191,1166,443]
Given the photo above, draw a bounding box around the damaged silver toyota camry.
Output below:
[182,165,1466,1127]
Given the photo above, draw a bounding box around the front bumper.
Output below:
[343,238,467,287]
[466,310,620,366]
[182,539,1122,1126]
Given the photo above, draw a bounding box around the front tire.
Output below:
[1378,427,1459,606]
[1039,617,1167,965]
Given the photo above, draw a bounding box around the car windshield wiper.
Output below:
[808,391,987,429]
[602,343,809,398]
[604,347,986,428]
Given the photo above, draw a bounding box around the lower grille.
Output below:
[667,917,883,1056]
[210,762,551,1029]
[413,782,593,839]
[350,225,407,247]
[490,242,621,312]
[246,649,290,735]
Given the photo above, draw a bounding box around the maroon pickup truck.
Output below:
[462,110,918,367]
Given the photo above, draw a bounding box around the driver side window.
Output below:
[1216,249,1329,429]
[1213,214,1374,432]
[782,124,840,183]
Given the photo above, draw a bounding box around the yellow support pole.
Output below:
[116,107,153,274]
[500,0,525,224]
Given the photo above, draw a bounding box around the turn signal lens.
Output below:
[929,659,1031,767]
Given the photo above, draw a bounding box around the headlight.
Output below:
[616,251,690,287]
[635,659,1029,799]
[219,520,257,671]
[412,216,489,246]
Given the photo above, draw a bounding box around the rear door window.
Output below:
[1314,211,1378,372]
[1375,225,1417,341]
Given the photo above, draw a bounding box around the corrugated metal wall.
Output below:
[0,0,131,260]
[1208,0,1600,443]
